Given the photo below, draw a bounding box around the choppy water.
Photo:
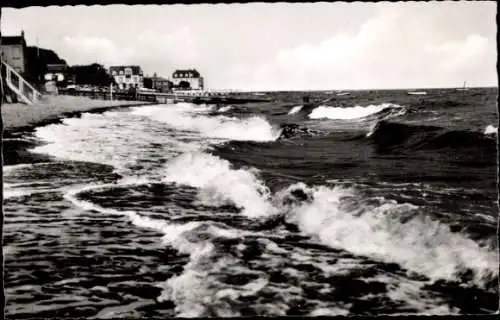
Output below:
[3,88,499,317]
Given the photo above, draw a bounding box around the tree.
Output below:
[68,63,114,86]
[178,80,191,90]
[143,77,153,89]
[25,46,66,86]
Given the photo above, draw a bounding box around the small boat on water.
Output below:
[407,91,427,95]
[336,91,350,96]
[456,81,469,92]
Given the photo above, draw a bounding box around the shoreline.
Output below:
[3,98,156,166]
[3,101,155,136]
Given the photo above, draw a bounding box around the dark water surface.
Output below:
[3,88,499,317]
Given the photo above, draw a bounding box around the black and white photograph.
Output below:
[1,1,498,317]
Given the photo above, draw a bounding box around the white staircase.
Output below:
[2,60,42,105]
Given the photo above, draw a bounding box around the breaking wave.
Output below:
[308,103,403,120]
[131,104,280,142]
[155,149,498,289]
[217,106,233,113]
[162,151,276,219]
[288,105,303,115]
[65,156,498,293]
[484,125,498,135]
[274,183,498,289]
[367,121,496,154]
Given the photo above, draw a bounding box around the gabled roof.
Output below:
[173,69,201,78]
[1,36,26,46]
[109,65,143,75]
[151,76,169,82]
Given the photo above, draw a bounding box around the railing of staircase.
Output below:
[2,60,42,104]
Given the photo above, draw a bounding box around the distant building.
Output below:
[44,63,69,83]
[144,73,172,92]
[109,65,144,90]
[171,69,204,90]
[1,31,28,74]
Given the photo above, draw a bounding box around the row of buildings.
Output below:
[109,66,204,91]
[1,31,205,92]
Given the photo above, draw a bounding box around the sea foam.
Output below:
[163,151,276,219]
[275,183,499,288]
[308,103,399,120]
[160,148,498,288]
[131,104,280,142]
[484,124,498,135]
[288,105,303,115]
[65,182,256,317]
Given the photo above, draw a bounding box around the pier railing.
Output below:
[1,60,42,105]
[57,87,271,104]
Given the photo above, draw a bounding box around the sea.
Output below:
[3,88,499,318]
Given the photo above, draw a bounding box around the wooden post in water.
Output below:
[110,83,113,101]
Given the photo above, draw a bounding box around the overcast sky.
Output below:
[2,2,497,90]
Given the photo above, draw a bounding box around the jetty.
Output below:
[139,90,271,104]
[57,87,272,105]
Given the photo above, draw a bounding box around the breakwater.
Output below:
[57,88,271,104]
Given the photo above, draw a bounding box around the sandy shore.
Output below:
[2,95,155,166]
[2,95,154,132]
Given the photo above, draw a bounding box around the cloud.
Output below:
[136,27,199,63]
[3,2,495,89]
[424,35,490,71]
[223,5,497,90]
[59,27,199,77]
[61,36,128,66]
[133,27,200,75]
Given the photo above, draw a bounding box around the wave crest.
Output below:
[163,151,277,218]
[132,104,280,142]
[160,150,498,288]
[275,183,498,288]
[308,103,403,120]
[288,105,303,115]
[484,125,498,135]
[368,121,496,153]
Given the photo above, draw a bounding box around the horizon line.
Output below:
[198,86,498,92]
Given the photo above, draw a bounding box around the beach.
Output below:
[2,95,154,165]
[2,95,153,132]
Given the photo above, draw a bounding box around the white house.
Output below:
[109,65,144,90]
[171,69,204,90]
